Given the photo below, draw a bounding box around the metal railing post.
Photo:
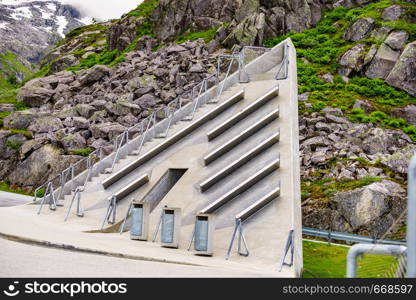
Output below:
[407,154,416,277]
[347,244,407,278]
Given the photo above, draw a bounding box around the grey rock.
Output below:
[382,5,405,21]
[391,105,416,126]
[28,117,63,133]
[135,94,161,109]
[79,65,111,86]
[363,44,378,65]
[19,137,49,159]
[386,41,416,97]
[339,44,366,74]
[0,104,15,112]
[352,99,375,113]
[72,117,90,129]
[90,122,127,140]
[8,144,79,188]
[343,17,375,42]
[3,111,35,130]
[17,79,54,107]
[381,144,416,175]
[58,132,87,152]
[384,31,409,50]
[365,43,400,79]
[370,26,393,41]
[74,104,97,119]
[334,180,405,231]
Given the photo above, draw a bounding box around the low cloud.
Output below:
[63,0,143,21]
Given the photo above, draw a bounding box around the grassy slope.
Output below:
[265,0,415,208]
[0,52,32,127]
[303,240,398,278]
[264,0,416,140]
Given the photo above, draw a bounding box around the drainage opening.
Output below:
[143,168,187,211]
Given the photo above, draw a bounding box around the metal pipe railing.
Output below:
[33,42,288,215]
[407,154,416,277]
[275,42,290,80]
[346,244,407,278]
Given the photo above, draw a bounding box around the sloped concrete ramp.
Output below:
[0,39,302,277]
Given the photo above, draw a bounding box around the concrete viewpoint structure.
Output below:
[0,39,302,277]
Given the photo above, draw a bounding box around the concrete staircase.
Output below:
[33,39,302,277]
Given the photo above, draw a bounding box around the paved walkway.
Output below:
[0,191,32,207]
[0,238,268,278]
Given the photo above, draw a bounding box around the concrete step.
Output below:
[235,186,280,222]
[199,132,280,192]
[200,158,280,214]
[203,107,279,166]
[102,89,245,189]
[111,173,149,201]
[207,85,279,141]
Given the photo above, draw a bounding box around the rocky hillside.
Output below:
[0,0,415,239]
[0,0,88,91]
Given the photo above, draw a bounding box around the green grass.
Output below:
[175,25,222,44]
[0,52,33,88]
[5,140,23,150]
[7,128,32,139]
[301,176,383,205]
[302,240,398,278]
[0,181,33,196]
[69,147,94,156]
[67,48,118,72]
[67,0,160,71]
[264,1,416,141]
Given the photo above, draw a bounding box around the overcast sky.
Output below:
[63,0,143,21]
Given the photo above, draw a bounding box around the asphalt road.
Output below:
[0,238,264,277]
[0,191,32,207]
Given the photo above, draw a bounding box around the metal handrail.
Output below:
[275,42,289,80]
[33,43,285,214]
[303,227,406,246]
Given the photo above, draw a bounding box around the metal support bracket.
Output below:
[152,210,164,242]
[226,219,249,260]
[101,195,117,229]
[119,200,134,234]
[279,229,295,271]
[64,186,84,221]
[38,181,61,215]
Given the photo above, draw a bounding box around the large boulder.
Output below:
[49,55,78,74]
[79,65,111,86]
[8,144,80,188]
[343,17,375,42]
[391,105,416,126]
[384,31,409,50]
[365,43,400,79]
[28,116,64,133]
[381,144,416,176]
[361,127,391,155]
[334,180,406,234]
[382,5,405,21]
[3,111,35,130]
[338,44,366,76]
[223,12,266,47]
[90,122,127,140]
[386,41,416,97]
[105,101,142,117]
[58,132,87,152]
[17,79,54,107]
[0,130,17,160]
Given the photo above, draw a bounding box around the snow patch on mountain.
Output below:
[0,0,88,63]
